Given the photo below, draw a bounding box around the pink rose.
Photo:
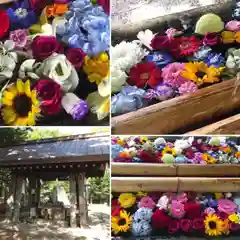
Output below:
[170,200,185,219]
[138,196,155,209]
[217,199,237,215]
[32,36,60,61]
[34,79,62,115]
[9,29,28,49]
[226,20,240,31]
[66,48,86,69]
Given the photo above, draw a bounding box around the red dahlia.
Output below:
[184,201,201,219]
[150,35,171,50]
[152,209,170,229]
[128,62,162,88]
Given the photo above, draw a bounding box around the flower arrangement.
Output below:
[111,3,240,116]
[0,0,109,125]
[111,136,240,164]
[111,191,240,237]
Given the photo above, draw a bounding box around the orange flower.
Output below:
[46,4,68,17]
[235,152,240,158]
[222,219,230,235]
[219,146,231,153]
[202,153,217,164]
[119,152,130,158]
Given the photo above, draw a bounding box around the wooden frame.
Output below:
[111,177,240,192]
[112,78,240,134]
[111,163,240,177]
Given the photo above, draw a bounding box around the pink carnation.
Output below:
[225,20,240,31]
[170,200,185,219]
[162,62,187,88]
[9,29,28,49]
[178,81,198,95]
[138,196,156,209]
[204,207,216,215]
[217,199,237,215]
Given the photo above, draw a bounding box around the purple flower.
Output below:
[7,0,37,30]
[204,53,225,68]
[71,100,89,120]
[9,29,28,49]
[146,83,175,101]
[178,81,198,95]
[145,51,173,68]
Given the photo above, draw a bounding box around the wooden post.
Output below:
[12,175,24,222]
[76,173,88,227]
[28,175,37,219]
[69,173,77,227]
[5,173,16,220]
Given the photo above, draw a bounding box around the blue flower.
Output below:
[175,155,188,163]
[132,157,143,163]
[193,46,212,61]
[145,51,173,68]
[7,0,37,30]
[111,86,149,116]
[111,144,123,159]
[204,53,225,68]
[57,0,109,56]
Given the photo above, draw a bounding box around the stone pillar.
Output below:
[28,175,37,219]
[76,173,88,227]
[69,173,77,227]
[5,173,16,220]
[12,175,24,222]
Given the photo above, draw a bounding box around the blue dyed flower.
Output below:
[204,53,225,68]
[132,157,143,163]
[7,0,37,30]
[175,155,188,163]
[111,86,149,116]
[193,46,212,61]
[57,0,109,56]
[145,51,173,68]
[206,197,218,208]
[111,144,123,159]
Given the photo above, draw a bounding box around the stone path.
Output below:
[0,204,110,240]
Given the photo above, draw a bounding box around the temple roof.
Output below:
[0,134,109,166]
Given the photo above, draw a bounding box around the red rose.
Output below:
[150,35,171,50]
[128,62,162,88]
[192,217,204,230]
[138,150,158,163]
[29,0,50,12]
[34,79,62,115]
[203,32,221,46]
[97,0,109,14]
[0,9,10,39]
[168,219,180,234]
[229,222,240,232]
[184,149,195,159]
[184,202,201,219]
[32,36,60,60]
[111,199,121,216]
[66,48,86,69]
[152,209,170,229]
[180,219,192,232]
[170,36,201,58]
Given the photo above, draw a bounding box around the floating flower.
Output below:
[162,153,175,163]
[9,29,28,49]
[228,213,240,224]
[170,36,201,57]
[97,0,109,15]
[7,0,37,30]
[226,48,240,71]
[170,200,185,219]
[118,193,136,208]
[193,46,212,61]
[168,219,180,234]
[132,220,152,236]
[133,208,153,222]
[151,209,170,229]
[178,81,198,95]
[145,52,173,68]
[204,53,225,68]
[184,201,201,219]
[137,29,156,50]
[218,199,237,215]
[111,210,132,235]
[162,62,187,88]
[46,4,68,18]
[128,62,162,88]
[32,36,60,61]
[1,80,40,125]
[222,219,230,235]
[203,32,221,46]
[83,53,109,85]
[34,79,62,115]
[202,153,217,164]
[204,214,224,236]
[146,84,174,101]
[0,54,16,83]
[221,31,235,44]
[162,146,176,156]
[180,219,192,232]
[0,9,10,39]
[181,62,222,86]
[226,20,240,31]
[215,193,224,200]
[138,196,155,209]
[156,195,169,210]
[150,35,170,50]
[165,28,183,38]
[193,217,204,230]
[111,68,128,93]
[40,53,79,92]
[66,48,86,69]
[111,86,148,116]
[204,207,216,215]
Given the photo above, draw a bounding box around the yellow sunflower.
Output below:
[118,193,136,208]
[1,80,40,126]
[181,62,223,86]
[162,145,176,156]
[202,153,217,164]
[111,210,132,235]
[204,214,224,236]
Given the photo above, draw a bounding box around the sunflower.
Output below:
[111,210,132,235]
[204,214,224,236]
[202,153,217,164]
[162,145,176,156]
[118,193,136,208]
[1,80,40,126]
[181,62,223,86]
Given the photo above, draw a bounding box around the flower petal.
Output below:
[16,79,24,94]
[24,80,31,97]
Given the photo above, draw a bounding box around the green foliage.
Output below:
[27,129,68,140]
[88,169,110,204]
